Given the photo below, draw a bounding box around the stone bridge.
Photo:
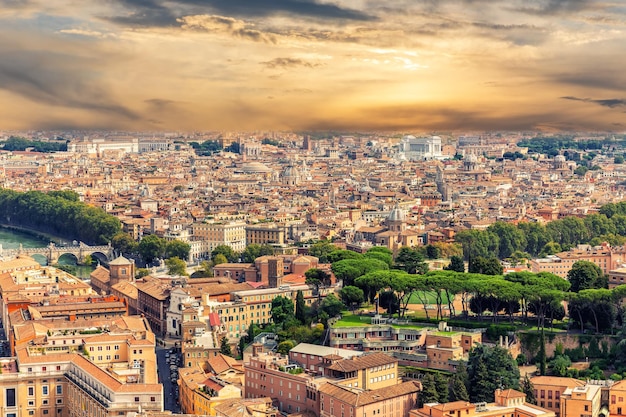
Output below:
[0,242,114,264]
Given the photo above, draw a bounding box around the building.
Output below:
[192,221,247,256]
[245,223,286,246]
[410,389,554,417]
[529,376,585,416]
[399,136,443,160]
[559,382,607,417]
[288,343,363,373]
[319,380,421,417]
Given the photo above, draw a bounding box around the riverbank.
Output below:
[0,224,66,246]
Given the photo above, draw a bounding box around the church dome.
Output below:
[387,205,406,222]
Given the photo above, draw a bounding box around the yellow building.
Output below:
[559,383,603,417]
[179,367,242,416]
[609,380,626,416]
[530,376,585,417]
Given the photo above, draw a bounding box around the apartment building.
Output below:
[530,376,585,417]
[245,223,285,246]
[288,343,363,374]
[531,243,626,278]
[192,221,247,256]
[0,314,162,417]
[178,367,242,415]
[410,389,554,417]
[559,382,607,417]
[609,380,626,416]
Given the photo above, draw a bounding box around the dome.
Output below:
[555,155,566,162]
[283,166,298,177]
[236,162,272,174]
[387,205,406,222]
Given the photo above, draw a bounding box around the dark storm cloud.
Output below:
[561,96,626,108]
[105,0,374,27]
[261,57,320,69]
[0,40,139,120]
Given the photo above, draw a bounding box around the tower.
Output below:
[109,255,135,286]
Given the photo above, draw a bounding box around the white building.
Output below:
[399,135,443,160]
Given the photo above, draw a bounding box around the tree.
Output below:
[277,340,295,355]
[305,268,331,302]
[434,373,449,403]
[550,355,572,376]
[425,244,442,260]
[419,374,439,406]
[340,286,365,309]
[521,375,537,404]
[449,373,469,402]
[395,247,429,274]
[467,345,520,402]
[455,229,499,261]
[111,232,138,254]
[271,296,295,328]
[241,244,275,262]
[165,257,188,276]
[135,268,150,279]
[320,294,344,319]
[138,234,166,263]
[445,255,465,272]
[220,336,232,356]
[308,240,336,262]
[327,250,363,263]
[212,254,228,266]
[295,290,306,324]
[468,256,503,275]
[568,260,605,292]
[212,245,238,262]
[537,331,547,375]
[165,240,191,260]
[487,221,527,259]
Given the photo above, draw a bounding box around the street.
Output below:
[156,346,180,412]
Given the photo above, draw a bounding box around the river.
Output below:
[0,227,96,279]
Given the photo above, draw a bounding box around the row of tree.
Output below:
[456,214,626,262]
[0,189,121,245]
[2,136,67,152]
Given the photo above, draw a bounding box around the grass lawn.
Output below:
[407,291,453,305]
[332,312,425,330]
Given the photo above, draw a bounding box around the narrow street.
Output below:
[156,346,181,413]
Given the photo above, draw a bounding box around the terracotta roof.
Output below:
[207,353,241,374]
[319,380,421,407]
[326,352,396,373]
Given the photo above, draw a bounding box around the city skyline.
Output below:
[1,0,625,132]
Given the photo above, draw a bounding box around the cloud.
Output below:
[104,0,374,28]
[260,57,321,69]
[0,34,139,121]
[178,14,276,42]
[561,96,626,108]
[58,29,116,39]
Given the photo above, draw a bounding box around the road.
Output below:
[156,346,180,412]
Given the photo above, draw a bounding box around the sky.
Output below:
[0,0,625,132]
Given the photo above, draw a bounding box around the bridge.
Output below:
[0,242,115,264]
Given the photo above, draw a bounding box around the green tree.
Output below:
[615,155,625,164]
[434,373,449,403]
[165,239,191,260]
[308,240,337,262]
[550,355,572,377]
[295,290,306,324]
[521,375,537,405]
[212,254,228,266]
[111,232,138,254]
[419,374,439,406]
[445,255,465,272]
[220,336,232,356]
[212,245,238,262]
[395,247,429,274]
[320,294,344,319]
[277,340,295,355]
[539,241,562,257]
[135,268,150,279]
[455,229,499,261]
[305,268,331,302]
[449,373,470,402]
[339,286,365,309]
[138,234,166,263]
[468,257,503,275]
[467,345,520,402]
[271,296,295,328]
[327,250,363,263]
[537,331,547,375]
[487,221,527,259]
[568,260,605,292]
[241,244,275,262]
[165,257,188,276]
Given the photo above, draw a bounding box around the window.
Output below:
[584,405,589,412]
[28,401,35,407]
[28,411,34,416]
[151,397,156,402]
[6,388,16,407]
[28,386,34,396]
[56,399,63,405]
[56,385,63,395]
[135,397,140,402]
[43,410,49,415]
[43,386,49,395]
[43,400,49,406]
